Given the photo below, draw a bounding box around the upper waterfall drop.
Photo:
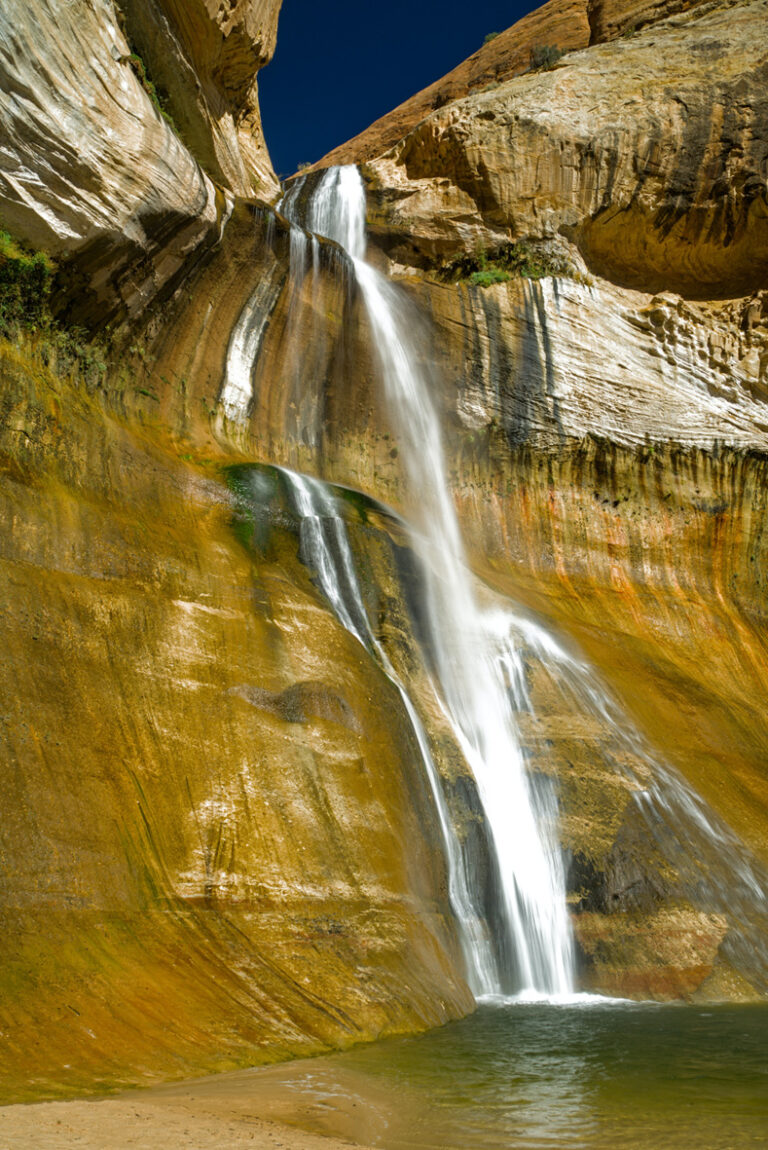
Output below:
[281,164,575,999]
[307,166,368,261]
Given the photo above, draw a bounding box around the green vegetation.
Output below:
[470,266,511,287]
[37,325,107,385]
[530,44,564,70]
[0,230,55,331]
[124,53,175,128]
[0,228,107,385]
[439,241,574,288]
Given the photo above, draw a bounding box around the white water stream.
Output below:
[220,161,768,1000]
[276,467,504,993]
[282,165,575,998]
[221,261,284,422]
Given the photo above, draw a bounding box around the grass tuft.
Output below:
[0,228,108,386]
[124,53,176,128]
[530,44,564,70]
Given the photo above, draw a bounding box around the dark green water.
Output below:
[234,1002,768,1149]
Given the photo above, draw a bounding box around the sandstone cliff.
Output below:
[0,332,472,1101]
[117,0,281,197]
[1,0,768,1103]
[316,0,711,171]
[0,0,281,327]
[358,0,768,300]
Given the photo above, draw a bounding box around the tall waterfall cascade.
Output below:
[280,165,575,999]
[218,163,768,1003]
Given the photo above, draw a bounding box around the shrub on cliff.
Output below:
[439,241,574,287]
[530,44,563,70]
[470,266,511,287]
[0,229,106,385]
[123,53,176,128]
[0,231,54,332]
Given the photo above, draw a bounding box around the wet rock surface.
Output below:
[0,345,472,1101]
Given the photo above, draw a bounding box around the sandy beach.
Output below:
[0,1095,371,1150]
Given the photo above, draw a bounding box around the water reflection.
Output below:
[208,1003,768,1149]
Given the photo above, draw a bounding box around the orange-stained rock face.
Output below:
[574,909,730,1000]
[0,340,473,1103]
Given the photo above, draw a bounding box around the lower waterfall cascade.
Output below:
[274,466,510,995]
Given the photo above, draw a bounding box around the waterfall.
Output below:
[221,261,284,422]
[506,610,768,991]
[282,166,575,998]
[274,467,503,994]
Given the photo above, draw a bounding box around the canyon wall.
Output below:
[1,0,767,1101]
[0,0,282,329]
[0,332,472,1102]
[0,0,471,1101]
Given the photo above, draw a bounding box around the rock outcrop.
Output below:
[316,0,711,172]
[309,0,768,1000]
[118,0,282,197]
[0,0,281,327]
[358,0,768,300]
[0,336,471,1102]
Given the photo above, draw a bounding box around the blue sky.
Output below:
[260,1,539,178]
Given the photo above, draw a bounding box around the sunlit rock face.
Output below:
[424,278,768,452]
[358,0,767,300]
[0,341,471,1102]
[0,0,281,325]
[118,0,282,197]
[317,0,712,174]
[99,0,768,1003]
[310,0,768,1001]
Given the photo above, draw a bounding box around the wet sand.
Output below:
[0,1092,371,1150]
